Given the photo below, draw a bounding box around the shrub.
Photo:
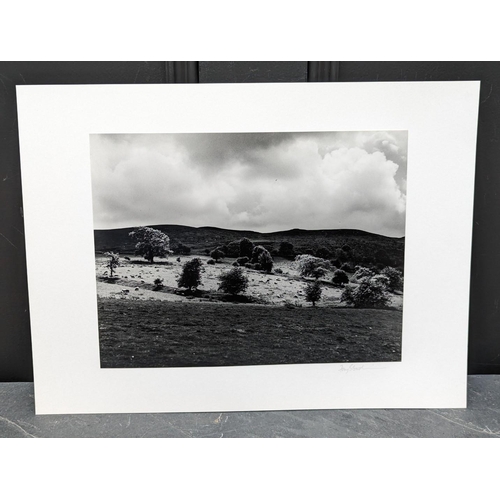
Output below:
[207,259,216,265]
[315,247,332,259]
[295,254,330,278]
[177,258,203,291]
[210,248,225,262]
[239,238,254,259]
[340,277,391,308]
[172,243,191,255]
[218,267,249,295]
[340,262,355,273]
[235,256,250,266]
[279,241,295,259]
[304,280,322,306]
[103,251,120,277]
[381,267,404,291]
[129,226,170,263]
[351,266,375,283]
[252,245,274,273]
[225,240,241,258]
[332,269,349,286]
[153,278,164,290]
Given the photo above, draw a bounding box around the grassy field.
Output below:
[98,297,402,368]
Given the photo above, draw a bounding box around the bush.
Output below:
[239,238,254,259]
[351,266,375,283]
[295,254,330,278]
[207,259,216,265]
[225,240,241,258]
[304,280,322,306]
[172,243,191,255]
[153,278,164,290]
[315,247,332,259]
[381,267,404,291]
[218,267,249,295]
[210,248,225,262]
[340,262,355,273]
[340,277,391,308]
[279,241,295,259]
[252,245,274,273]
[332,269,349,286]
[235,256,250,266]
[177,258,203,291]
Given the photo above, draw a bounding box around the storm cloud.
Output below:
[89,131,407,237]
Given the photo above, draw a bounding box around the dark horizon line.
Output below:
[94,223,405,240]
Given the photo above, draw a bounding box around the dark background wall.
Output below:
[0,61,497,381]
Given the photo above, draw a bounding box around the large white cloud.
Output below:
[90,131,407,237]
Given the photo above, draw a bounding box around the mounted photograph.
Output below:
[90,131,407,369]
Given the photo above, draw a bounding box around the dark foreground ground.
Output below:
[98,298,402,368]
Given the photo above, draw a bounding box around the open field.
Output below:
[95,254,403,309]
[95,252,403,368]
[98,298,402,368]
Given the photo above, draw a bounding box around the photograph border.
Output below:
[17,81,480,414]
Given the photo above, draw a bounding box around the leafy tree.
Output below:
[239,237,254,259]
[351,266,375,283]
[218,267,249,296]
[279,241,295,259]
[295,254,330,278]
[225,240,241,258]
[341,277,391,308]
[129,226,170,263]
[177,258,203,291]
[104,252,120,277]
[172,243,191,255]
[315,247,332,259]
[332,269,349,286]
[305,280,322,306]
[251,245,273,273]
[210,248,225,262]
[381,267,404,292]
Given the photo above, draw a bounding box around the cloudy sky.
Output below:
[89,131,407,237]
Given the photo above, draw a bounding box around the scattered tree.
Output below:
[279,241,295,259]
[236,256,250,266]
[218,267,249,296]
[104,252,120,278]
[315,247,332,259]
[341,277,391,308]
[177,258,203,292]
[153,278,164,290]
[295,254,330,278]
[381,267,404,292]
[251,245,273,273]
[332,269,349,286]
[239,238,254,259]
[225,241,241,258]
[305,280,322,306]
[129,226,170,263]
[172,243,191,255]
[210,248,225,263]
[351,266,375,283]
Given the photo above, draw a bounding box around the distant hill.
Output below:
[94,224,405,269]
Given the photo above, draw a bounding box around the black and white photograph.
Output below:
[91,130,407,369]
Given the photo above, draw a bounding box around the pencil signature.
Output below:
[338,364,386,373]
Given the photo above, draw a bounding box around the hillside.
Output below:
[94,224,405,269]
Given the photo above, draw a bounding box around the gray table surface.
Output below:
[1,375,499,437]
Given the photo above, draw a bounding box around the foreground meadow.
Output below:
[95,253,403,368]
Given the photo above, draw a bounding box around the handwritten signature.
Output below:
[339,364,386,373]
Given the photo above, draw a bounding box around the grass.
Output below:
[98,297,402,368]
